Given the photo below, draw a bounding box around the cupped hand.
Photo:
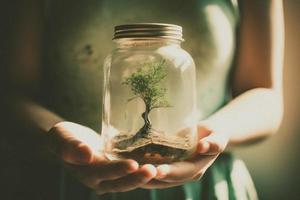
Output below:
[141,122,229,189]
[48,121,157,195]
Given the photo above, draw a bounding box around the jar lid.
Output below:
[113,23,184,41]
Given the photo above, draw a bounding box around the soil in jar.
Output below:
[112,129,193,165]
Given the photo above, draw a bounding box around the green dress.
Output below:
[42,0,258,199]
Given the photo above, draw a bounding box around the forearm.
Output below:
[2,94,64,156]
[10,96,63,132]
[204,88,283,146]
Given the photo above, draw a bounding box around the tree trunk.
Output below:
[134,104,151,140]
[115,104,152,149]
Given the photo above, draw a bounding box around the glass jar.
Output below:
[102,23,197,165]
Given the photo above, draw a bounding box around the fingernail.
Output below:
[141,164,157,177]
[156,164,170,179]
[126,160,139,172]
[198,141,210,153]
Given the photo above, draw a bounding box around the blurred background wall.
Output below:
[235,1,300,199]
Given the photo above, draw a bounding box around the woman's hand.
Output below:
[48,121,157,195]
[141,122,229,189]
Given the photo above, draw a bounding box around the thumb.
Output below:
[48,122,99,165]
[61,138,93,165]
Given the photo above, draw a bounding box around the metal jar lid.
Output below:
[113,23,184,41]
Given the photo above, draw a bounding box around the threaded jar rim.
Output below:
[113,23,184,41]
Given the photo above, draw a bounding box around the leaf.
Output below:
[122,59,171,113]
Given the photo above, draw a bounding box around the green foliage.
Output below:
[122,60,170,111]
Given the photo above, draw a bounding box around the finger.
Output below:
[48,127,93,165]
[177,125,211,140]
[96,164,157,195]
[197,124,212,139]
[197,140,210,154]
[93,159,139,181]
[143,170,205,189]
[155,155,217,183]
[65,159,139,187]
[156,164,171,179]
[141,179,184,189]
[197,133,228,155]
